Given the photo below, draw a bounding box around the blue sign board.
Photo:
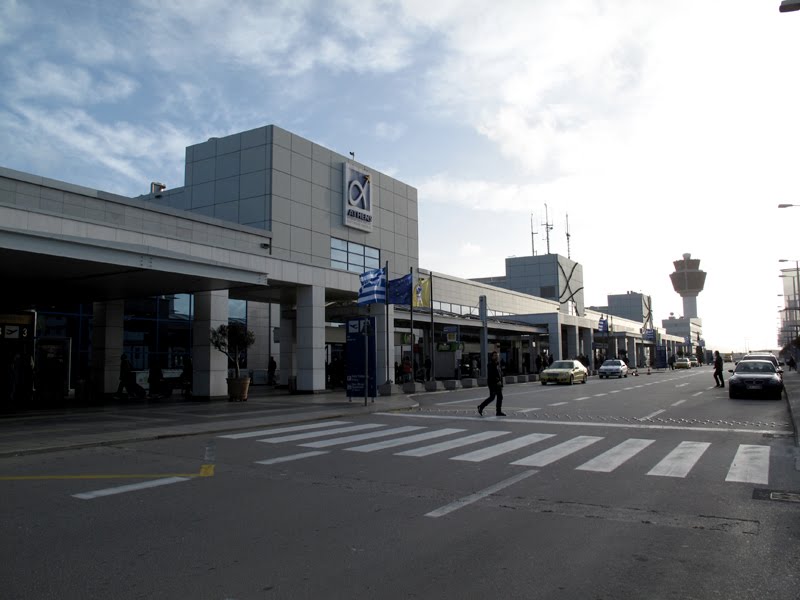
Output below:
[598,318,608,333]
[346,317,377,398]
[643,329,655,341]
[654,346,667,369]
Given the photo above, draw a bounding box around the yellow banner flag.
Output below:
[413,277,431,307]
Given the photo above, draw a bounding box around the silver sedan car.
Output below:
[598,359,628,379]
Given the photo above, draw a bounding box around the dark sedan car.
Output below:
[727,360,784,400]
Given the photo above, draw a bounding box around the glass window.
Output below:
[347,264,362,274]
[331,249,348,263]
[365,257,379,270]
[348,241,364,255]
[365,246,379,258]
[331,238,347,251]
[229,299,246,321]
[349,254,365,267]
[331,260,347,271]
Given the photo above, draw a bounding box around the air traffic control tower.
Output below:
[663,253,706,354]
[670,253,706,318]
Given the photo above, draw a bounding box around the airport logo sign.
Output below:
[343,163,374,232]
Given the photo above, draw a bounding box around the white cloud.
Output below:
[375,121,407,141]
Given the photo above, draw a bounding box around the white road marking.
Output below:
[345,428,465,452]
[373,412,793,435]
[548,402,568,406]
[219,421,350,439]
[671,399,687,407]
[676,383,689,388]
[300,426,424,448]
[640,409,665,420]
[435,397,483,406]
[520,407,542,413]
[425,470,538,518]
[574,396,591,401]
[255,451,329,465]
[451,433,556,462]
[691,392,703,397]
[396,431,509,457]
[725,445,770,485]
[259,424,384,443]
[72,477,189,500]
[576,439,655,473]
[647,441,710,478]
[511,436,604,467]
[609,390,621,394]
[594,393,607,397]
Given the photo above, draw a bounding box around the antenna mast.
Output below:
[530,214,538,256]
[566,213,571,259]
[543,203,553,254]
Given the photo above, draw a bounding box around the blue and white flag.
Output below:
[387,273,412,305]
[358,267,386,305]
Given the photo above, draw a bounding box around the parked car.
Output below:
[598,359,628,379]
[689,357,699,367]
[738,353,783,379]
[727,360,784,400]
[540,360,588,385]
[674,357,691,369]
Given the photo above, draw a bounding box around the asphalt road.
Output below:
[2,367,799,599]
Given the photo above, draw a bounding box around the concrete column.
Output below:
[192,290,229,398]
[296,285,325,392]
[581,328,594,369]
[627,338,637,368]
[247,301,270,383]
[549,321,562,360]
[566,325,579,359]
[279,309,295,387]
[91,300,124,397]
[375,304,395,384]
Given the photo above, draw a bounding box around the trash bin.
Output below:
[288,376,297,393]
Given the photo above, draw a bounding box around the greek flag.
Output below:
[358,267,386,305]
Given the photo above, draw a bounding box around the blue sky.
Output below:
[2,0,800,352]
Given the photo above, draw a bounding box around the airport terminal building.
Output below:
[0,124,684,410]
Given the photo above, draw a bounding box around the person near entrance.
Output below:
[116,354,144,399]
[478,351,505,417]
[268,356,277,386]
[713,350,724,388]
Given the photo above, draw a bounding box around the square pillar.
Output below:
[581,328,594,369]
[279,310,295,387]
[296,285,325,392]
[566,325,579,359]
[375,304,395,384]
[627,338,637,368]
[91,300,124,397]
[192,290,229,398]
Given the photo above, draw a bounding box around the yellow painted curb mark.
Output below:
[0,464,215,481]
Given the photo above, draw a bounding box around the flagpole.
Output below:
[430,271,435,381]
[385,261,390,384]
[409,266,414,382]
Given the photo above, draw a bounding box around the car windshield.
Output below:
[602,360,622,367]
[735,361,776,374]
[550,361,575,369]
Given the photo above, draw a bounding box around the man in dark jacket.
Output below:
[713,350,724,388]
[478,351,505,417]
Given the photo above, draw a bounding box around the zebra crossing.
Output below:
[218,420,772,484]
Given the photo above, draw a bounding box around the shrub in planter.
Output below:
[210,323,256,401]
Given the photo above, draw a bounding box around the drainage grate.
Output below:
[752,488,800,503]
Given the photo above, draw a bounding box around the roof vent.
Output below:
[150,182,166,196]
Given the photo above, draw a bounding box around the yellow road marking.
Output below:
[0,464,215,481]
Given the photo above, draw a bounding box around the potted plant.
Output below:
[210,322,256,401]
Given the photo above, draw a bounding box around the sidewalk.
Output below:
[783,370,800,447]
[0,386,417,458]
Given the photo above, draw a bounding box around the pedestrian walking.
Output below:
[669,353,676,370]
[116,354,144,399]
[477,351,505,417]
[268,356,277,386]
[713,350,724,388]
